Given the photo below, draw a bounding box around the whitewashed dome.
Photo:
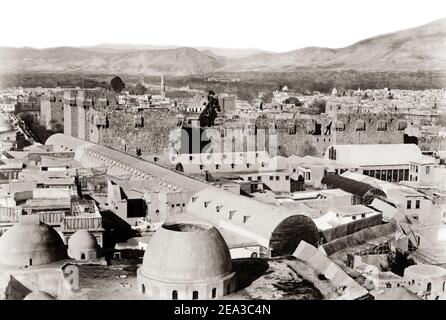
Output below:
[140,222,233,283]
[68,230,99,251]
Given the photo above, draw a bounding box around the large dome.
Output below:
[141,222,233,283]
[0,218,66,267]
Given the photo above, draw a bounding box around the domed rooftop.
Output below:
[0,216,66,267]
[68,230,99,251]
[140,222,233,283]
[404,264,446,279]
[23,291,55,300]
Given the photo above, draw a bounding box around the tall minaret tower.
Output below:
[160,72,166,98]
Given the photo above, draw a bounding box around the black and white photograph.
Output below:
[0,0,445,311]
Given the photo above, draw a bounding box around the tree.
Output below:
[198,90,221,127]
[284,96,302,106]
[309,99,327,114]
[110,76,125,93]
[130,83,148,95]
[261,91,273,104]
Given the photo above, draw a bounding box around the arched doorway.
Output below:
[175,163,184,172]
[427,282,432,293]
[192,291,199,300]
[172,290,178,300]
[141,284,145,294]
[81,253,86,260]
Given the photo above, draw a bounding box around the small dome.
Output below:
[24,291,55,300]
[0,217,66,267]
[68,230,99,251]
[141,222,233,282]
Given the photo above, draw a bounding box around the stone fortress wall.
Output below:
[252,112,406,157]
[98,109,179,155]
[63,89,407,158]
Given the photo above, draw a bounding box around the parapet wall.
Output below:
[97,109,179,155]
[253,112,405,157]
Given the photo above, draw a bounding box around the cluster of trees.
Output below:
[283,97,302,106]
[15,131,31,150]
[128,83,149,95]
[198,90,221,127]
[110,76,125,93]
[308,99,327,114]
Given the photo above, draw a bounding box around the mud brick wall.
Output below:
[98,110,179,155]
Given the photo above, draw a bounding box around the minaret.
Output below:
[160,72,166,98]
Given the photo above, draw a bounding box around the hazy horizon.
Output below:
[0,0,445,52]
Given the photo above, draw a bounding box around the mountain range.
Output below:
[0,18,445,75]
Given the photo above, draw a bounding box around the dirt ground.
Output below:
[74,258,146,300]
[224,257,341,300]
[71,256,341,300]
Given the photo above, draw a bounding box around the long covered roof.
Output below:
[186,187,318,255]
[321,174,384,198]
[46,134,215,193]
[325,144,422,166]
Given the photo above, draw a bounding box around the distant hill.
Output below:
[0,18,444,75]
[0,46,224,75]
[221,18,446,72]
[84,43,268,59]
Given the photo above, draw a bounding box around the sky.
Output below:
[1,0,445,52]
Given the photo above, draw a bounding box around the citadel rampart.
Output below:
[253,112,405,157]
[63,89,406,158]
